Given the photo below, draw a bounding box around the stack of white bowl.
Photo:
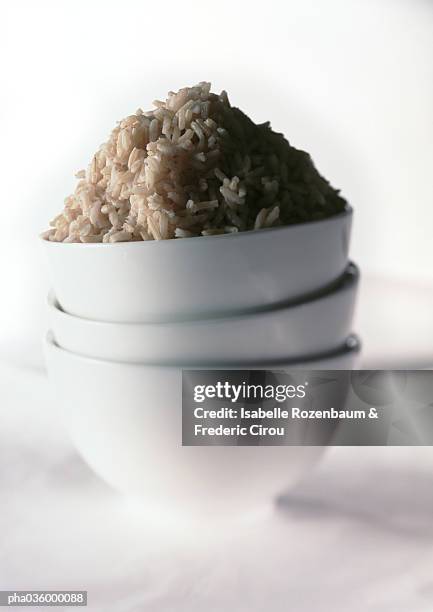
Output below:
[44,207,359,517]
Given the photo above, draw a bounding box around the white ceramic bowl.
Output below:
[48,263,358,364]
[43,208,352,323]
[44,332,360,517]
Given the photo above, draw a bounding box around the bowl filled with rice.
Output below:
[43,82,359,512]
[42,82,352,323]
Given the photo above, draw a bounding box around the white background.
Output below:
[2,0,433,355]
[1,4,433,608]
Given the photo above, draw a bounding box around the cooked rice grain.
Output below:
[43,83,346,243]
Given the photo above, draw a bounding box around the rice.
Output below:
[43,82,347,243]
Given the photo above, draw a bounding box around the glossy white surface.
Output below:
[47,264,358,364]
[2,361,433,612]
[43,210,352,323]
[44,334,359,516]
[0,275,429,609]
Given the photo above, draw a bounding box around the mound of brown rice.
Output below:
[43,82,347,243]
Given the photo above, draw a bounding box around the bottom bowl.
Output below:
[44,333,360,518]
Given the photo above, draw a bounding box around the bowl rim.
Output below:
[40,205,352,249]
[45,330,361,369]
[47,262,359,328]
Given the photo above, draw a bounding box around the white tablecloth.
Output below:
[1,276,433,611]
